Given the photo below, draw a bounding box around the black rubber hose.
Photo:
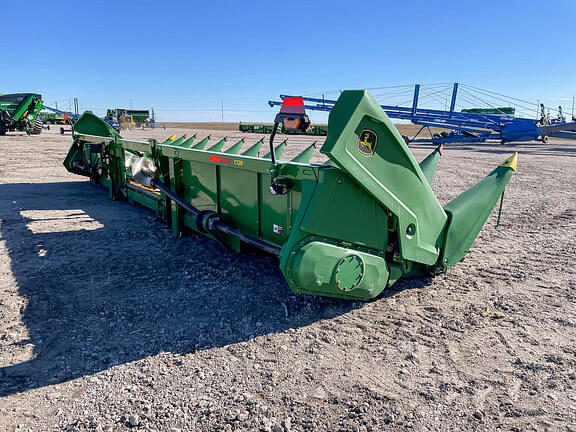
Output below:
[269,121,280,166]
[151,178,281,256]
[151,178,200,217]
[207,219,282,256]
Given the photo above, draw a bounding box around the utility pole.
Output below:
[221,99,224,122]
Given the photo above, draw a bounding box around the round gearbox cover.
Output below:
[287,241,390,300]
[335,255,364,291]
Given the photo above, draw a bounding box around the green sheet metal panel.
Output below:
[259,174,293,245]
[219,167,259,237]
[182,161,218,212]
[300,169,389,251]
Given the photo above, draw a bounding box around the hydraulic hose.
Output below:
[151,178,281,256]
[268,121,288,195]
[269,121,279,166]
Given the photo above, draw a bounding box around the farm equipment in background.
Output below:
[239,122,328,136]
[0,93,44,135]
[64,90,517,300]
[269,83,576,144]
[43,103,120,134]
[39,111,66,125]
[106,108,150,129]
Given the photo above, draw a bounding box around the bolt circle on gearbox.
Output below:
[335,255,365,292]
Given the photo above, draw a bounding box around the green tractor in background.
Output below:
[0,93,44,135]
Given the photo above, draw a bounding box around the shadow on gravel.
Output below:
[0,182,360,397]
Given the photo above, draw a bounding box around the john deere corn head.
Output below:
[0,93,43,135]
[64,90,517,300]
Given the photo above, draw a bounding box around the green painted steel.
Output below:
[0,93,44,135]
[192,136,211,150]
[74,111,119,137]
[262,140,287,159]
[461,107,515,115]
[63,90,517,301]
[288,242,389,300]
[418,145,442,185]
[208,137,227,152]
[180,134,197,148]
[224,138,245,154]
[170,135,187,146]
[440,153,517,268]
[320,90,446,265]
[242,139,263,156]
[291,143,316,163]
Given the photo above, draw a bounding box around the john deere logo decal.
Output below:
[358,129,377,155]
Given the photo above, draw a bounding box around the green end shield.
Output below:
[320,90,447,265]
[74,111,121,138]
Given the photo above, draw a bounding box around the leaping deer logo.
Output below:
[358,129,377,155]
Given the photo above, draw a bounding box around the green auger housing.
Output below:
[64,90,517,300]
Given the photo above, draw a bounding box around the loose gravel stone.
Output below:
[128,414,140,427]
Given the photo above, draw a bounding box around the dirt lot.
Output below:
[0,125,575,432]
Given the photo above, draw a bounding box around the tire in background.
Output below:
[31,117,42,135]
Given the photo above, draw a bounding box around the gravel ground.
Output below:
[0,126,575,432]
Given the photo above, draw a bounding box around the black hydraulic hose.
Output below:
[151,178,200,217]
[268,121,288,195]
[207,218,282,256]
[269,121,279,166]
[151,178,281,256]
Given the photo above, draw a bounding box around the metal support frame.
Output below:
[268,83,576,144]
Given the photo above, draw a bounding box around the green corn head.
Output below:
[63,90,517,300]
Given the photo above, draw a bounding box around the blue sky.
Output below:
[2,0,575,122]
